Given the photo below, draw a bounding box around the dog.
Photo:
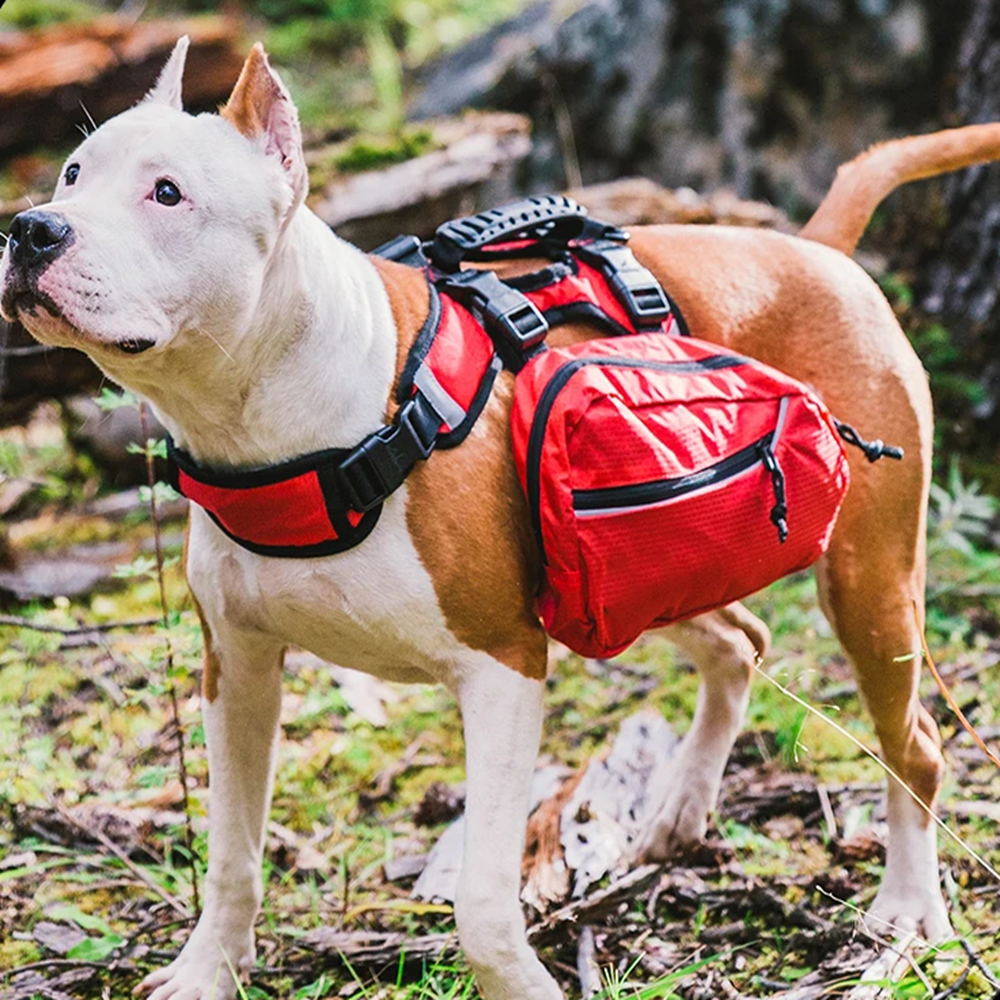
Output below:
[2,36,994,1000]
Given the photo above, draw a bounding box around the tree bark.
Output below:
[917,0,1000,465]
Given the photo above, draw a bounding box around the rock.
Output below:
[310,112,532,248]
[409,0,966,214]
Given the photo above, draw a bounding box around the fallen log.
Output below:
[309,112,533,250]
[0,15,245,154]
[299,928,459,969]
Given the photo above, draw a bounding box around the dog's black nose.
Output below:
[8,210,74,271]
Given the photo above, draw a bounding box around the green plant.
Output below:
[0,0,94,27]
[928,459,998,559]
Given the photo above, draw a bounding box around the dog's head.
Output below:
[0,40,307,370]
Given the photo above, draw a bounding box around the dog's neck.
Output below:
[117,207,398,469]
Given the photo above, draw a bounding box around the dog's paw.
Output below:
[633,786,711,862]
[134,935,253,1000]
[863,886,953,944]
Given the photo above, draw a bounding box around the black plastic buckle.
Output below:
[371,234,429,269]
[337,396,438,513]
[575,241,672,328]
[440,268,549,353]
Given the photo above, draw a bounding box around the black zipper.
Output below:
[572,433,769,512]
[525,352,751,562]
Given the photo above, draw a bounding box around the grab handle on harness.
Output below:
[439,268,549,370]
[429,195,625,272]
[573,240,673,329]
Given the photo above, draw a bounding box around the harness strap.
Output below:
[338,392,440,512]
[171,196,686,558]
[437,268,548,373]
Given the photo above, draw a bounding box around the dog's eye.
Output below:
[64,163,80,186]
[154,179,182,206]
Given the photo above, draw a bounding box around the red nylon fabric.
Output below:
[523,259,664,334]
[177,469,338,548]
[511,333,850,659]
[412,257,671,426]
[422,295,496,427]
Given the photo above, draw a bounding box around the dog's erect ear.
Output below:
[221,44,307,212]
[145,35,189,110]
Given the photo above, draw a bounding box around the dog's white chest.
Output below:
[187,489,459,682]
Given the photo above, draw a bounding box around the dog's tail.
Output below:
[800,123,1000,255]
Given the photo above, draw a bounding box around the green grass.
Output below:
[1,408,999,998]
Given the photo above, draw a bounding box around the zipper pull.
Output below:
[759,441,788,544]
[833,419,904,462]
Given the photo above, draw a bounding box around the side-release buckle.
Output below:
[575,240,672,328]
[337,395,439,513]
[440,268,549,357]
[371,234,429,270]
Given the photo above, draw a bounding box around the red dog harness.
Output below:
[170,195,898,597]
[168,197,684,556]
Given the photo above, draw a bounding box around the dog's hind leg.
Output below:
[453,656,563,1000]
[137,624,285,1000]
[815,439,950,941]
[635,604,769,860]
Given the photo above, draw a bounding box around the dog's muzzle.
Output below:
[7,209,74,272]
[2,209,75,322]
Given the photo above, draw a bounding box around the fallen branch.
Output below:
[0,614,161,635]
[299,929,459,967]
[53,806,189,921]
[527,864,661,944]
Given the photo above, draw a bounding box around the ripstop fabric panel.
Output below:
[511,333,851,658]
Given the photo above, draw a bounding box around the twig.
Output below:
[139,402,201,917]
[0,342,56,356]
[916,602,1000,768]
[53,805,188,920]
[528,864,661,942]
[959,937,1000,991]
[576,926,602,998]
[0,614,161,635]
[817,783,838,841]
[753,664,1000,884]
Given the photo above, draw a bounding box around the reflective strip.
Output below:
[413,362,468,430]
[772,396,790,448]
[574,460,764,518]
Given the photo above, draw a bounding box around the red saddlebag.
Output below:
[511,333,850,658]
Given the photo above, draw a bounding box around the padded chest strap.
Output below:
[168,390,440,557]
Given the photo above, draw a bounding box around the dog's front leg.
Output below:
[454,658,563,1000]
[137,627,285,1000]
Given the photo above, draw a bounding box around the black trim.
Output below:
[542,302,635,339]
[202,505,383,559]
[573,433,770,510]
[503,257,576,292]
[397,284,443,403]
[168,435,351,489]
[525,353,751,562]
[669,297,691,337]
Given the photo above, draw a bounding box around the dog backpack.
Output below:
[509,332,852,658]
[169,195,900,658]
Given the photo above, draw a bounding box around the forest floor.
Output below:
[1,403,999,1000]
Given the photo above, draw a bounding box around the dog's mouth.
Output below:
[117,337,156,355]
[5,288,155,355]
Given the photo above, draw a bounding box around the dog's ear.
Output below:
[145,35,189,110]
[221,44,307,212]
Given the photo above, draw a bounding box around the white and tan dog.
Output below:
[3,37,997,1000]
